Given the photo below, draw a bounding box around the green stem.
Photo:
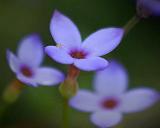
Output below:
[0,79,24,123]
[124,15,140,35]
[60,65,80,128]
[62,98,69,128]
[0,102,8,124]
[2,79,24,104]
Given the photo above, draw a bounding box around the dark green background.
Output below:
[0,0,160,127]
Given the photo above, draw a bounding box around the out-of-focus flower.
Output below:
[7,34,64,87]
[70,60,159,128]
[45,10,124,71]
[137,0,160,17]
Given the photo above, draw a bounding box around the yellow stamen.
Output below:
[56,43,63,48]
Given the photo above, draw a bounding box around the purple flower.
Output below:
[45,10,124,71]
[70,60,159,127]
[7,34,64,87]
[137,0,160,17]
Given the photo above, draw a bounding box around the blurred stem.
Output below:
[0,79,24,120]
[2,79,24,104]
[60,65,80,128]
[62,98,69,128]
[124,15,140,35]
[0,103,8,121]
[67,65,80,80]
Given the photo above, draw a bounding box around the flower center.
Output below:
[102,98,118,109]
[20,66,33,77]
[70,50,87,59]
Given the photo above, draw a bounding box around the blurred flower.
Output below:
[137,0,160,17]
[70,60,159,127]
[7,34,64,87]
[45,10,124,71]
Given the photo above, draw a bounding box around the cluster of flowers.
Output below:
[6,0,160,127]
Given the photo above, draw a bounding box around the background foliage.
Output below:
[0,0,160,127]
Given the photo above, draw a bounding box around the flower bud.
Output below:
[59,78,79,99]
[2,79,24,104]
[137,0,151,18]
[137,0,160,18]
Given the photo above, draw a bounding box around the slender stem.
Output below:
[62,98,69,128]
[0,79,24,121]
[124,15,141,35]
[67,65,80,80]
[60,65,80,128]
[0,103,7,121]
[2,79,24,104]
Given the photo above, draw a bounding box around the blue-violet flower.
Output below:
[7,34,64,87]
[70,60,159,127]
[137,0,160,17]
[45,10,124,71]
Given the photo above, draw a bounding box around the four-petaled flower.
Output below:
[45,10,124,71]
[70,60,159,128]
[7,34,64,87]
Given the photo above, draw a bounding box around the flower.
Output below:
[7,34,64,87]
[70,60,159,128]
[45,10,124,71]
[137,0,160,17]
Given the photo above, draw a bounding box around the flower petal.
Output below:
[35,67,65,86]
[50,10,82,50]
[70,90,99,112]
[74,57,109,71]
[82,28,124,56]
[94,60,128,96]
[121,88,159,113]
[45,46,74,64]
[7,50,20,73]
[18,34,43,66]
[17,73,37,87]
[90,111,122,128]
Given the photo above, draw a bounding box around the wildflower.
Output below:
[70,60,159,127]
[7,34,64,87]
[45,10,124,71]
[137,0,160,17]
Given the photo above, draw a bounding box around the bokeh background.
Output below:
[0,0,160,128]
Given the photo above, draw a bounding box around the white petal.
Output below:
[121,88,159,113]
[74,57,109,71]
[17,73,37,87]
[50,10,82,50]
[35,67,64,86]
[7,50,20,73]
[90,111,122,128]
[45,46,74,64]
[18,34,43,66]
[82,28,124,56]
[70,90,99,112]
[94,60,128,96]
